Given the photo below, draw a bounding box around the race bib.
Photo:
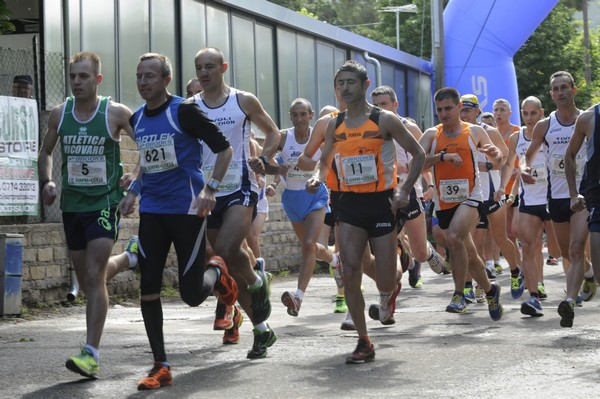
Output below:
[286,157,314,182]
[551,153,585,178]
[529,162,547,185]
[203,161,242,193]
[439,178,469,203]
[67,155,107,186]
[140,138,178,173]
[340,154,377,186]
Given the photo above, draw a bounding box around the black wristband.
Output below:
[258,155,270,166]
[440,151,445,162]
[40,179,51,189]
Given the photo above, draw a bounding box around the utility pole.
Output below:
[431,0,445,91]
[583,0,591,105]
[379,4,418,51]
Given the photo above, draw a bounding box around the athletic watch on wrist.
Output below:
[206,178,220,191]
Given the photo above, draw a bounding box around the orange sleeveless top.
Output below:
[331,108,397,193]
[433,122,482,210]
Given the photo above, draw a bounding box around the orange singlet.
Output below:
[432,122,483,210]
[332,108,397,193]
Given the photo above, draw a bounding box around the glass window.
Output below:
[296,34,315,112]
[231,15,256,93]
[118,0,149,108]
[81,1,116,98]
[395,68,407,116]
[150,0,177,93]
[316,42,335,111]
[277,27,297,129]
[181,0,206,90]
[256,23,277,126]
[206,5,230,84]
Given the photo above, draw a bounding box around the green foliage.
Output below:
[514,2,595,112]
[0,0,16,35]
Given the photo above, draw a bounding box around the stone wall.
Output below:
[0,193,301,307]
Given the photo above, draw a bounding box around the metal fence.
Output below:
[0,37,66,224]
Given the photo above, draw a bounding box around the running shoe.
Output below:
[125,236,139,269]
[494,262,503,275]
[345,338,375,364]
[223,305,243,345]
[510,269,525,299]
[281,291,302,317]
[546,256,559,266]
[580,277,597,302]
[428,250,446,274]
[247,325,277,359]
[485,265,497,280]
[334,295,348,313]
[341,312,356,331]
[137,361,172,390]
[486,283,504,321]
[208,256,238,306]
[538,282,547,299]
[558,300,575,328]
[464,286,476,304]
[521,297,544,317]
[65,346,99,378]
[368,304,380,321]
[250,271,272,324]
[446,294,467,314]
[442,259,452,274]
[213,303,234,330]
[408,261,422,288]
[475,286,486,303]
[379,282,401,325]
[329,254,344,288]
[256,257,265,273]
[576,294,583,307]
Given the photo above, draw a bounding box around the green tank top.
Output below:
[58,96,124,212]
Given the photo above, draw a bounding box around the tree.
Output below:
[514,2,593,111]
[0,0,16,35]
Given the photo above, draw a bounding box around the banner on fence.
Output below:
[0,96,39,216]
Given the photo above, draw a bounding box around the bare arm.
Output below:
[525,118,549,166]
[306,118,336,193]
[496,131,519,201]
[297,114,330,171]
[38,106,62,205]
[566,110,592,211]
[239,92,280,171]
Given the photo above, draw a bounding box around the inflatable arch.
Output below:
[444,0,558,124]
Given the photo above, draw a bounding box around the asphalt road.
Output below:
[1,257,599,398]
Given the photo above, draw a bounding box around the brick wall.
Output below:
[0,194,301,307]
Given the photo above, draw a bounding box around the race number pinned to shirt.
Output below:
[203,161,242,193]
[67,155,107,186]
[529,162,547,185]
[139,138,178,173]
[340,154,377,186]
[439,178,468,203]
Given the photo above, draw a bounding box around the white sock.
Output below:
[248,274,262,290]
[125,252,138,268]
[584,268,594,279]
[295,289,304,300]
[486,260,494,269]
[331,253,339,267]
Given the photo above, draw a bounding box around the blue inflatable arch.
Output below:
[444,0,557,124]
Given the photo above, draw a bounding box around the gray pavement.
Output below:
[1,257,599,398]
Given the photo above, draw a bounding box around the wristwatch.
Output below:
[206,178,220,191]
[485,161,493,171]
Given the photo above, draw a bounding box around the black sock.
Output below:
[465,281,473,288]
[141,298,167,363]
[485,284,497,297]
[510,267,521,278]
[531,292,540,299]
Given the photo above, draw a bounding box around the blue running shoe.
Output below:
[521,297,544,317]
[486,283,504,321]
[446,294,467,313]
[510,269,525,299]
[463,286,476,304]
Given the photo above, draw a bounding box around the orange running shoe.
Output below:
[137,362,172,390]
[208,256,238,306]
[223,306,243,345]
[213,303,234,330]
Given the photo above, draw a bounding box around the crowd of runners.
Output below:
[38,49,599,390]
